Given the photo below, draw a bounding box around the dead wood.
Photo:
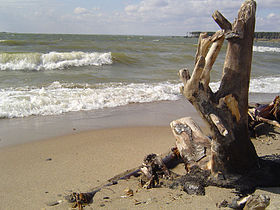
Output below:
[248,96,280,135]
[67,149,181,209]
[170,117,211,171]
[139,0,280,198]
[179,0,258,175]
[67,1,280,208]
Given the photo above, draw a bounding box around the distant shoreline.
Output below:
[255,38,280,42]
[185,32,280,41]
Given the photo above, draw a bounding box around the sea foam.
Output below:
[0,81,181,118]
[210,76,280,93]
[253,46,280,53]
[1,75,279,118]
[0,51,112,71]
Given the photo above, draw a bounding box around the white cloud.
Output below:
[258,0,280,8]
[74,7,89,15]
[0,0,279,35]
[125,5,138,13]
[121,0,280,34]
[124,0,245,23]
[267,13,276,19]
[256,12,280,31]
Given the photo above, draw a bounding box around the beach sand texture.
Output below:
[1,124,280,210]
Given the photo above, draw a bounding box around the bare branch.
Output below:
[212,10,232,31]
[200,30,225,87]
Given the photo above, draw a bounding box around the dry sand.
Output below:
[0,125,280,210]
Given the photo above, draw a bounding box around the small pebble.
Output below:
[124,188,133,197]
[217,200,228,208]
[103,196,110,200]
[46,200,62,206]
[45,158,52,161]
[100,204,105,207]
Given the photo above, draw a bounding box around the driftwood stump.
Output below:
[178,0,258,175]
[66,1,280,209]
[169,0,280,193]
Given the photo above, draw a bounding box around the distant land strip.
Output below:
[185,32,280,40]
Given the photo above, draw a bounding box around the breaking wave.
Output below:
[0,51,113,71]
[0,81,181,118]
[1,75,279,118]
[210,76,280,93]
[253,46,280,53]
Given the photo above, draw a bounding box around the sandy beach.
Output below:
[1,97,280,209]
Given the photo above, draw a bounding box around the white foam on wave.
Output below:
[210,76,280,93]
[253,46,280,53]
[0,51,112,71]
[250,76,280,93]
[0,81,181,118]
[2,75,279,118]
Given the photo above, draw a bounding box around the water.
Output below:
[0,33,279,119]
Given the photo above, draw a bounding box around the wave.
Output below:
[0,39,59,46]
[1,75,279,118]
[0,81,181,118]
[0,39,31,46]
[210,76,280,93]
[253,46,280,53]
[0,51,113,70]
[111,52,140,65]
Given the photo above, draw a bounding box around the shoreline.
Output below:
[0,93,280,209]
[0,97,203,148]
[0,92,278,148]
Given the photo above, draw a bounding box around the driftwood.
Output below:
[170,117,211,171]
[178,0,259,175]
[248,96,280,136]
[67,1,280,209]
[140,0,280,199]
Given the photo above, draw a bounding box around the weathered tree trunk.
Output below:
[64,2,280,208]
[179,0,258,175]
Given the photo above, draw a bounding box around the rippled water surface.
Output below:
[0,33,279,118]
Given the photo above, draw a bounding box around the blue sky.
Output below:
[0,0,279,35]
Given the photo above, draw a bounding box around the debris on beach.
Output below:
[68,192,95,210]
[122,187,134,197]
[46,199,63,207]
[224,194,270,209]
[249,96,280,137]
[65,1,280,209]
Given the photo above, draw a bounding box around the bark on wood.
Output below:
[179,0,258,175]
[170,117,211,171]
[212,10,232,32]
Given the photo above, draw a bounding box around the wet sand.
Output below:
[0,98,203,148]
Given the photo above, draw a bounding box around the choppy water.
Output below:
[0,33,279,118]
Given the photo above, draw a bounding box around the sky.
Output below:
[0,0,279,35]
